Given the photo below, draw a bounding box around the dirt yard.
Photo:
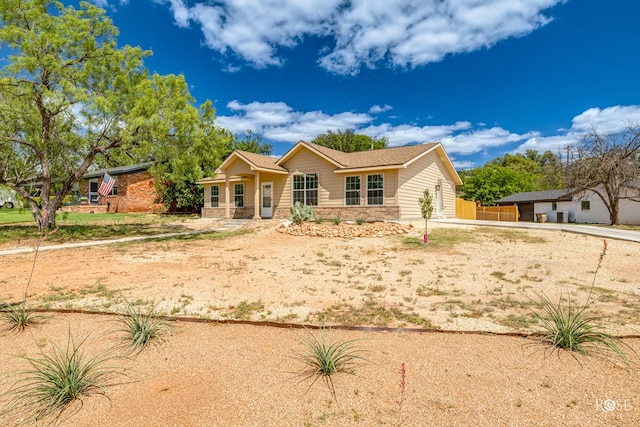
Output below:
[1,220,639,425]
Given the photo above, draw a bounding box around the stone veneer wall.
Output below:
[202,205,400,221]
[201,206,255,219]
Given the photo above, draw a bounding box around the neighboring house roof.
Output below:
[82,162,154,180]
[495,189,572,204]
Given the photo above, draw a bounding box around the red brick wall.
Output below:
[81,170,164,213]
[115,170,164,213]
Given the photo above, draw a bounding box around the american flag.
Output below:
[98,172,116,197]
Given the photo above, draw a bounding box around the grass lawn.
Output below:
[0,209,201,245]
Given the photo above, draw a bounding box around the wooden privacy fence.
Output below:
[456,198,477,220]
[476,205,519,222]
[455,198,519,222]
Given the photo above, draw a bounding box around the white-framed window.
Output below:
[345,176,360,206]
[292,173,318,206]
[581,200,590,211]
[551,202,557,211]
[234,184,244,208]
[210,185,219,208]
[367,174,384,205]
[89,180,99,204]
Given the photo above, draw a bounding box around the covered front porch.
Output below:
[198,150,290,220]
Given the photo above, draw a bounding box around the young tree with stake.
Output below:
[418,189,434,244]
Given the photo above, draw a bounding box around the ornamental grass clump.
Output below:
[0,303,43,333]
[115,299,172,352]
[1,330,125,425]
[530,240,637,366]
[294,327,367,401]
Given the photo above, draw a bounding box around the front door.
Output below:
[261,182,273,218]
[435,182,443,218]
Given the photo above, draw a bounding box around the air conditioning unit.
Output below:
[557,211,569,223]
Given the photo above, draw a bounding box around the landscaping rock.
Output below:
[276,221,413,238]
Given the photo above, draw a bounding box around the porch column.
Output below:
[253,171,261,220]
[225,175,230,219]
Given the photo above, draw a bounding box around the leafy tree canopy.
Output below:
[151,129,272,213]
[312,129,388,152]
[0,0,220,229]
[459,150,563,205]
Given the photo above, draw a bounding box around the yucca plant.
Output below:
[0,303,42,333]
[530,240,637,366]
[294,327,367,401]
[115,299,172,351]
[1,330,125,424]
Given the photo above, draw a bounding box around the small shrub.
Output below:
[294,327,367,401]
[313,215,324,224]
[2,330,125,424]
[355,215,367,225]
[115,300,172,351]
[331,215,342,225]
[290,201,313,224]
[0,303,43,333]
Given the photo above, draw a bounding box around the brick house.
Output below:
[197,140,461,221]
[69,162,164,214]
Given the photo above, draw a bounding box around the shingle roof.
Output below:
[82,162,154,179]
[198,140,459,184]
[341,143,438,169]
[495,189,572,204]
[234,150,287,173]
[284,141,439,170]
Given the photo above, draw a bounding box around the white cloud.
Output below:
[514,134,579,156]
[167,0,191,27]
[369,104,393,114]
[569,105,640,133]
[362,122,472,147]
[513,105,640,155]
[90,0,129,8]
[218,101,640,161]
[217,100,373,143]
[91,0,110,7]
[161,0,562,74]
[441,127,538,155]
[450,159,477,170]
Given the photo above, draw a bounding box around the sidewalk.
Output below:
[430,218,640,243]
[0,220,249,256]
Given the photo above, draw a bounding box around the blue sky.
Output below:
[88,0,640,169]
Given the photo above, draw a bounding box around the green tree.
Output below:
[152,129,272,213]
[460,151,563,205]
[460,162,538,206]
[0,0,213,230]
[312,129,388,152]
[418,189,434,236]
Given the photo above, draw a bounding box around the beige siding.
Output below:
[258,172,288,218]
[347,171,398,207]
[281,147,400,209]
[397,150,457,219]
[202,180,254,208]
[224,157,253,177]
[280,148,343,207]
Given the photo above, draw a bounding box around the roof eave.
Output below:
[334,165,405,174]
